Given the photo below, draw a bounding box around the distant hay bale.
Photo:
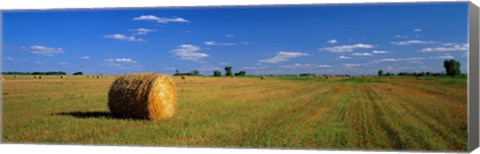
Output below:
[60,75,65,79]
[38,76,43,79]
[181,76,186,80]
[261,75,266,80]
[108,73,177,121]
[2,76,4,81]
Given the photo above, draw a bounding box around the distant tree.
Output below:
[444,59,461,76]
[73,72,83,75]
[213,70,222,77]
[234,70,247,76]
[192,70,200,76]
[175,69,180,75]
[224,66,233,76]
[378,70,384,76]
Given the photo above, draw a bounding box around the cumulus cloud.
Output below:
[420,43,468,52]
[414,28,422,32]
[372,50,388,54]
[338,56,351,59]
[204,41,235,46]
[279,63,331,69]
[394,35,409,38]
[129,28,157,35]
[390,40,439,46]
[22,45,65,56]
[243,66,269,70]
[133,15,190,23]
[327,39,337,44]
[103,34,144,42]
[343,63,361,67]
[258,51,309,64]
[319,44,374,53]
[374,55,455,63]
[79,56,91,60]
[170,44,209,61]
[104,58,137,63]
[352,52,373,56]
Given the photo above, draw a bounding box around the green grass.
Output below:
[1,75,468,151]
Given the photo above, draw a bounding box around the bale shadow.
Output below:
[53,111,146,121]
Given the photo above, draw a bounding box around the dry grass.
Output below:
[1,75,468,151]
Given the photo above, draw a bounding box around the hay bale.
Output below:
[261,75,266,80]
[2,75,4,81]
[60,75,65,79]
[38,76,43,79]
[181,75,186,80]
[108,73,177,121]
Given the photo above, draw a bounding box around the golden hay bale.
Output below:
[2,76,4,81]
[14,75,17,78]
[60,75,65,79]
[181,75,186,80]
[38,76,43,79]
[261,75,266,80]
[108,73,177,121]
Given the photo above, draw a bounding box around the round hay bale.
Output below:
[261,75,266,80]
[108,73,177,121]
[38,76,43,79]
[181,75,186,80]
[2,76,5,81]
[60,75,65,79]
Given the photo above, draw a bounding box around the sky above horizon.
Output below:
[2,2,469,75]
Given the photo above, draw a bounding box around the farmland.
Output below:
[1,75,468,151]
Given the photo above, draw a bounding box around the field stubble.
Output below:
[1,75,468,151]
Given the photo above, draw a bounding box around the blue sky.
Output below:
[2,2,468,75]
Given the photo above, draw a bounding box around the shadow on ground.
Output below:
[53,111,146,120]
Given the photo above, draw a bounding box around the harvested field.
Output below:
[1,75,468,151]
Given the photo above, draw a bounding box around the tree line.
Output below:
[378,59,464,77]
[2,71,84,75]
[174,66,247,77]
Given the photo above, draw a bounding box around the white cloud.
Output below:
[104,58,137,63]
[338,56,351,59]
[327,39,337,44]
[243,66,269,70]
[420,43,468,52]
[394,35,409,38]
[343,63,361,67]
[22,45,65,56]
[103,34,144,42]
[225,34,235,37]
[279,63,331,69]
[258,51,309,64]
[372,50,388,54]
[79,56,91,60]
[133,15,190,23]
[319,44,374,53]
[352,52,373,56]
[4,56,15,61]
[204,41,235,46]
[170,44,209,61]
[129,28,157,35]
[414,28,422,32]
[390,40,439,46]
[375,55,454,63]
